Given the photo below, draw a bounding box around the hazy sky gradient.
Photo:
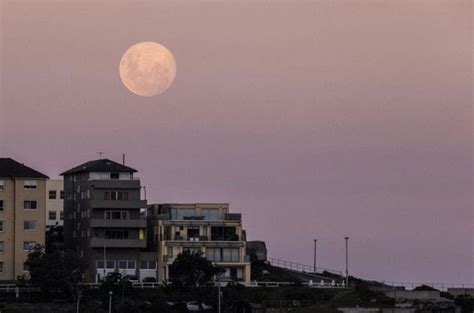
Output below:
[1,0,472,284]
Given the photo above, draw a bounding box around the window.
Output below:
[0,200,3,212]
[23,263,30,272]
[110,173,120,180]
[23,241,36,251]
[187,227,200,240]
[206,248,221,262]
[140,261,156,270]
[0,180,4,191]
[105,230,129,239]
[211,226,237,241]
[60,191,64,199]
[60,211,64,220]
[167,246,173,257]
[118,261,136,269]
[24,220,37,230]
[48,190,57,199]
[0,241,4,252]
[222,248,240,262]
[0,262,3,273]
[48,211,57,220]
[171,208,196,220]
[202,208,219,220]
[183,247,201,254]
[24,180,37,189]
[206,248,239,262]
[24,201,37,210]
[97,261,105,269]
[105,211,128,220]
[105,191,129,201]
[0,221,4,232]
[106,261,115,269]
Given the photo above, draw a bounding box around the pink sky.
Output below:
[1,1,472,284]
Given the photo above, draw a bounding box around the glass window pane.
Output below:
[106,261,115,269]
[148,261,156,269]
[128,261,135,269]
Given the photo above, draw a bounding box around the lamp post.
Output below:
[218,282,221,313]
[103,239,106,281]
[108,291,113,313]
[344,237,349,288]
[313,239,317,273]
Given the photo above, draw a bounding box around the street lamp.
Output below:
[214,277,222,313]
[108,291,113,313]
[344,237,349,288]
[103,240,107,281]
[313,239,317,273]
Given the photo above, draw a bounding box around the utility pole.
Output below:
[313,239,317,273]
[344,237,349,288]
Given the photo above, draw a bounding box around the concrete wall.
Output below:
[0,178,47,280]
[46,179,63,226]
[384,290,440,300]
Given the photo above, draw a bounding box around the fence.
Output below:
[381,281,474,292]
[268,257,343,276]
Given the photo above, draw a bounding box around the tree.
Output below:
[168,251,224,288]
[25,244,88,306]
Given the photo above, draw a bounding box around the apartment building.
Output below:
[147,203,251,284]
[46,179,64,227]
[61,159,154,282]
[0,158,48,280]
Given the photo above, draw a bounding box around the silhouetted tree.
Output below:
[26,245,88,306]
[169,251,224,288]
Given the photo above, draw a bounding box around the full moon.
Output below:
[119,42,176,97]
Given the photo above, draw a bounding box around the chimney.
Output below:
[122,153,125,165]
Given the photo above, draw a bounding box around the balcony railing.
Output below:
[90,200,147,209]
[90,238,146,248]
[89,180,141,189]
[154,213,242,221]
[90,219,146,228]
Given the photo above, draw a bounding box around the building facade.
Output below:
[61,159,154,282]
[147,203,251,284]
[46,179,64,227]
[0,158,48,280]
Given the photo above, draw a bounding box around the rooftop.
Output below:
[60,159,137,175]
[0,158,49,179]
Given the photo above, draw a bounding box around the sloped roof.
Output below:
[61,159,137,175]
[0,158,49,179]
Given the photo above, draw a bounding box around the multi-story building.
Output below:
[46,179,64,227]
[147,203,251,284]
[61,159,154,282]
[0,158,49,280]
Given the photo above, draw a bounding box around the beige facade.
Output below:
[46,179,64,226]
[148,203,251,284]
[0,178,47,280]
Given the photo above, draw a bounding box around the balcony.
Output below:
[90,200,147,209]
[224,213,241,221]
[90,219,146,228]
[90,238,146,248]
[89,180,141,189]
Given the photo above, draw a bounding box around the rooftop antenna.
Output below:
[122,153,125,165]
[97,152,104,159]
